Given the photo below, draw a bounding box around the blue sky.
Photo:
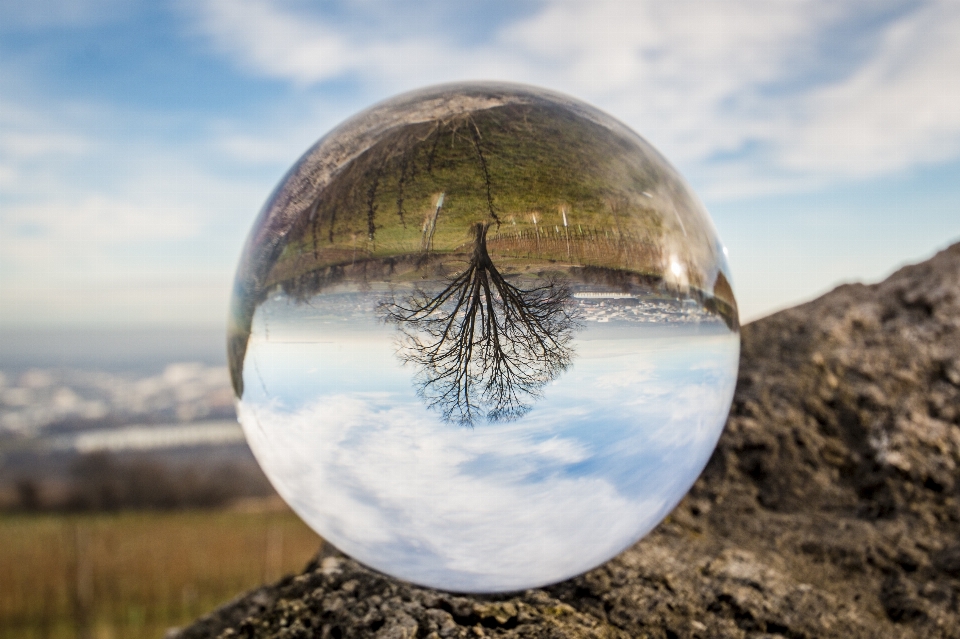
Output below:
[2,0,959,327]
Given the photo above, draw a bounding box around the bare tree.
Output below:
[381,222,580,424]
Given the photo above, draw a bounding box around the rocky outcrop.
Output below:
[179,242,960,638]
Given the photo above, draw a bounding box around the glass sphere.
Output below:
[229,82,739,593]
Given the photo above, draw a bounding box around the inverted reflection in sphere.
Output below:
[229,82,739,593]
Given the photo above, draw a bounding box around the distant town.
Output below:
[259,288,726,327]
[0,362,235,440]
[573,293,725,325]
[0,360,268,512]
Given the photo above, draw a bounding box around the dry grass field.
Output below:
[0,502,321,639]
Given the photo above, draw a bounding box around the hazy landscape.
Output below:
[0,328,321,638]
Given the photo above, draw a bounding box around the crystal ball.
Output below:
[229,82,739,593]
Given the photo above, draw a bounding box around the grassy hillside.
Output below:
[265,102,691,291]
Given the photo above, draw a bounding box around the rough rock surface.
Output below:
[178,243,960,638]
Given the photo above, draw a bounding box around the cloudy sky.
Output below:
[239,302,739,590]
[2,0,959,327]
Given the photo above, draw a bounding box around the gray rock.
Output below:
[178,243,960,638]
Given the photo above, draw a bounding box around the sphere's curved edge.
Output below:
[227,82,738,397]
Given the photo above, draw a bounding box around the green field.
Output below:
[268,102,679,291]
[0,505,321,639]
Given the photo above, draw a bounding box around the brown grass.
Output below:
[0,502,321,639]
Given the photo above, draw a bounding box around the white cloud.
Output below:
[189,0,487,87]
[0,164,17,189]
[574,332,740,449]
[190,0,351,85]
[4,196,200,246]
[0,91,267,326]
[0,131,256,269]
[499,0,814,152]
[779,0,960,176]
[0,97,95,165]
[239,394,666,592]
[0,131,89,158]
[188,0,960,194]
